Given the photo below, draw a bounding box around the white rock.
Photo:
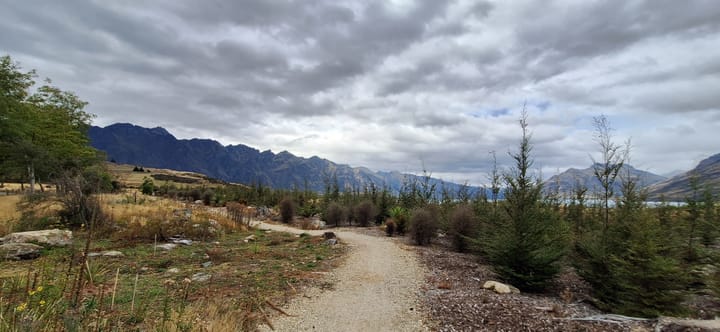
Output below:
[156,243,177,251]
[1,229,72,247]
[483,281,520,294]
[88,250,124,257]
[191,272,211,282]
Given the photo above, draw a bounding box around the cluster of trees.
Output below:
[307,111,717,317]
[0,55,104,194]
[1,55,114,229]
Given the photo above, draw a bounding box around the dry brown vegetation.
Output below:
[0,190,346,331]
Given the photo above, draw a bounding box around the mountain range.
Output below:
[89,123,719,200]
[88,123,475,194]
[544,164,668,196]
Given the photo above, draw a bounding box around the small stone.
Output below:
[167,268,180,273]
[325,238,338,246]
[244,235,256,242]
[156,243,177,251]
[323,232,336,240]
[88,250,124,257]
[191,272,211,282]
[170,238,192,245]
[201,261,213,268]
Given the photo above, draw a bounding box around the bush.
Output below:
[140,177,155,195]
[449,205,477,252]
[385,218,396,237]
[279,197,295,224]
[355,200,378,227]
[389,206,409,235]
[410,208,436,246]
[324,202,345,227]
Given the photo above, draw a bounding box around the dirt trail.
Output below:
[255,221,428,332]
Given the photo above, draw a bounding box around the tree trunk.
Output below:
[27,162,35,194]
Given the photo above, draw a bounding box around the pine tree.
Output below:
[485,109,569,292]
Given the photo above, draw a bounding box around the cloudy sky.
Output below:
[2,0,719,185]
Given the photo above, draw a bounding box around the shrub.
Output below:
[389,206,409,235]
[324,202,345,227]
[355,200,377,227]
[449,205,477,252]
[279,197,295,224]
[410,208,436,246]
[140,177,155,195]
[385,218,396,237]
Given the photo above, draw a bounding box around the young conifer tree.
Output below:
[486,107,569,292]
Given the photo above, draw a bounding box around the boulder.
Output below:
[1,229,72,247]
[483,281,520,294]
[0,243,43,260]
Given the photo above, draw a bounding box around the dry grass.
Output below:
[0,189,345,331]
[106,163,223,189]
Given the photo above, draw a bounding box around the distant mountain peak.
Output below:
[648,152,720,200]
[544,163,666,194]
[89,123,478,195]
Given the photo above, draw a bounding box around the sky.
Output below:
[2,0,719,186]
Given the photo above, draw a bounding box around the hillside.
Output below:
[544,164,666,195]
[648,153,720,200]
[89,123,474,194]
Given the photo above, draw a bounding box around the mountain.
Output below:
[544,164,667,195]
[647,153,720,200]
[89,123,477,194]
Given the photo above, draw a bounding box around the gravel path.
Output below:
[255,221,429,332]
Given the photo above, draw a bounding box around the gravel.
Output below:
[255,222,429,332]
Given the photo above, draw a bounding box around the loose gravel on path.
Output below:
[255,222,429,332]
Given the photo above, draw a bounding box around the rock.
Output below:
[191,272,211,282]
[657,317,720,331]
[483,281,520,294]
[156,243,177,251]
[325,239,338,246]
[88,250,124,257]
[1,229,72,247]
[166,268,180,274]
[201,261,213,268]
[194,200,204,205]
[0,243,42,260]
[169,237,192,245]
[323,232,336,240]
[244,235,256,243]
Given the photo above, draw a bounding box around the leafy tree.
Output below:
[0,55,99,192]
[485,109,569,292]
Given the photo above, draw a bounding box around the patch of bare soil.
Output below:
[417,245,658,331]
